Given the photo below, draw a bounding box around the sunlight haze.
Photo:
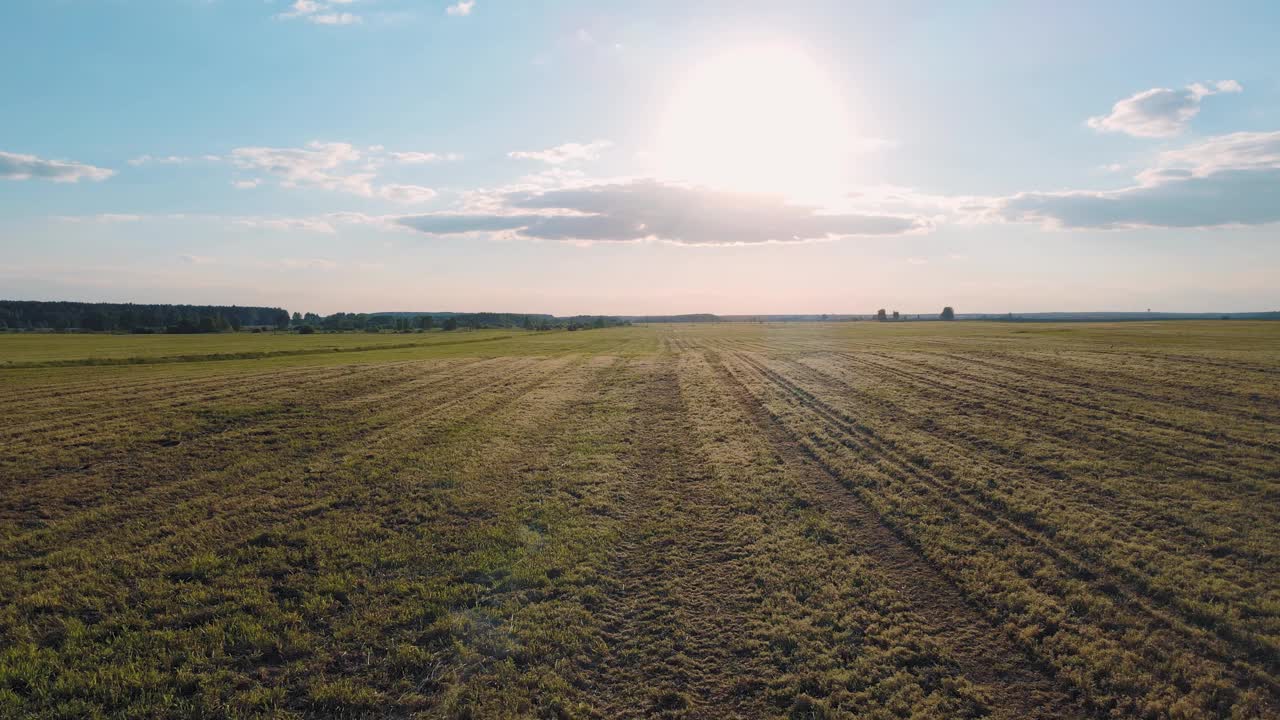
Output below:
[2,0,1277,314]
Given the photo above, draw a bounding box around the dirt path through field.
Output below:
[583,355,769,717]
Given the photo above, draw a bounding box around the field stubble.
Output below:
[0,322,1276,718]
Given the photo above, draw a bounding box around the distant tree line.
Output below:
[0,301,289,333]
[286,311,631,332]
[872,307,956,321]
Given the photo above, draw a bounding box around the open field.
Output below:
[0,330,523,367]
[1,322,1277,718]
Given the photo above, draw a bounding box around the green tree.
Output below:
[875,309,887,321]
[940,306,955,321]
[442,317,458,331]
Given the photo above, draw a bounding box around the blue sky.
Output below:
[2,0,1278,314]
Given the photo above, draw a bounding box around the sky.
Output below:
[2,0,1278,315]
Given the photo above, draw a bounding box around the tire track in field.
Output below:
[846,351,1278,471]
[699,347,1094,719]
[0,357,489,443]
[862,350,1279,454]
[795,351,1278,532]
[0,357,515,516]
[934,350,1280,420]
[719,349,1279,706]
[581,354,772,718]
[104,355,589,562]
[788,353,1276,594]
[878,349,1278,454]
[1117,350,1280,377]
[0,356,578,554]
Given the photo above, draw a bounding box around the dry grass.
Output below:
[1,322,1276,718]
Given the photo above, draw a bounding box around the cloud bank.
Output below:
[994,130,1280,229]
[1087,80,1242,138]
[398,180,929,245]
[509,140,612,165]
[277,0,362,25]
[227,141,442,203]
[1,151,114,183]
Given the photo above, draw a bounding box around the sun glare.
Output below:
[656,46,852,200]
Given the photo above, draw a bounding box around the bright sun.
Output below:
[656,46,852,200]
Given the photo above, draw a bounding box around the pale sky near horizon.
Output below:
[2,0,1278,315]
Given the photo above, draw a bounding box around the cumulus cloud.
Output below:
[377,184,438,204]
[509,140,612,165]
[993,130,1280,229]
[1087,80,1242,138]
[312,12,360,25]
[276,0,362,25]
[231,141,359,183]
[234,217,339,234]
[446,0,475,16]
[0,150,114,183]
[229,141,377,196]
[226,141,444,201]
[387,151,461,164]
[397,179,929,245]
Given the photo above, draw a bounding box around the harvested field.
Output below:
[1,322,1277,718]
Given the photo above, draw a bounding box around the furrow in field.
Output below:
[0,356,572,547]
[789,353,1278,599]
[717,349,1278,713]
[1,354,620,718]
[799,351,1278,526]
[0,356,484,443]
[846,351,1277,475]
[776,353,1278,660]
[0,357,518,520]
[934,350,1280,420]
[694,348,1092,719]
[860,350,1278,454]
[1118,350,1280,376]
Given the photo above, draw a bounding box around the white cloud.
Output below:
[179,254,215,265]
[226,141,454,200]
[277,0,362,25]
[446,0,475,16]
[397,179,930,245]
[387,151,461,164]
[0,150,114,183]
[235,217,338,234]
[1087,80,1243,138]
[312,12,360,25]
[131,155,183,166]
[377,184,438,204]
[232,179,262,189]
[129,154,220,166]
[992,130,1280,229]
[508,140,612,165]
[55,213,142,224]
[230,141,373,196]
